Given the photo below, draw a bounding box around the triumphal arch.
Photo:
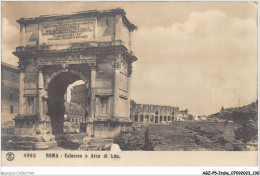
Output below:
[11,8,138,149]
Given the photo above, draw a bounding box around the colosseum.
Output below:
[130,100,180,124]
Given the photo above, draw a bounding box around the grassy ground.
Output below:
[148,122,229,151]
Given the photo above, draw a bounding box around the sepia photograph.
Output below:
[1,1,258,168]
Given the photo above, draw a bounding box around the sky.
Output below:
[1,1,258,115]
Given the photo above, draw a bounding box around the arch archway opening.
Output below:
[47,71,89,135]
[155,116,158,123]
[140,115,144,122]
[150,115,154,122]
[160,116,163,123]
[145,115,149,122]
[134,115,138,122]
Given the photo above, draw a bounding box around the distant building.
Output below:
[198,116,207,121]
[130,100,179,124]
[1,62,19,123]
[64,102,86,123]
[192,115,199,121]
[188,114,194,121]
[70,84,89,109]
[176,109,189,121]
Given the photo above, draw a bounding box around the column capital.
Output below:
[113,61,121,70]
[127,65,133,76]
[18,62,25,72]
[89,63,97,71]
[61,63,69,71]
[37,65,44,72]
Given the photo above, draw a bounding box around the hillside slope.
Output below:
[208,100,258,143]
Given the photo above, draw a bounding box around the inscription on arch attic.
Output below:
[41,20,95,41]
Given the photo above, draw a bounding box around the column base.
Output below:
[9,114,61,150]
[14,114,38,135]
[13,114,54,135]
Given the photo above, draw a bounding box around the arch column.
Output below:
[126,65,132,120]
[113,61,121,117]
[89,63,96,120]
[18,63,25,115]
[38,65,44,121]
